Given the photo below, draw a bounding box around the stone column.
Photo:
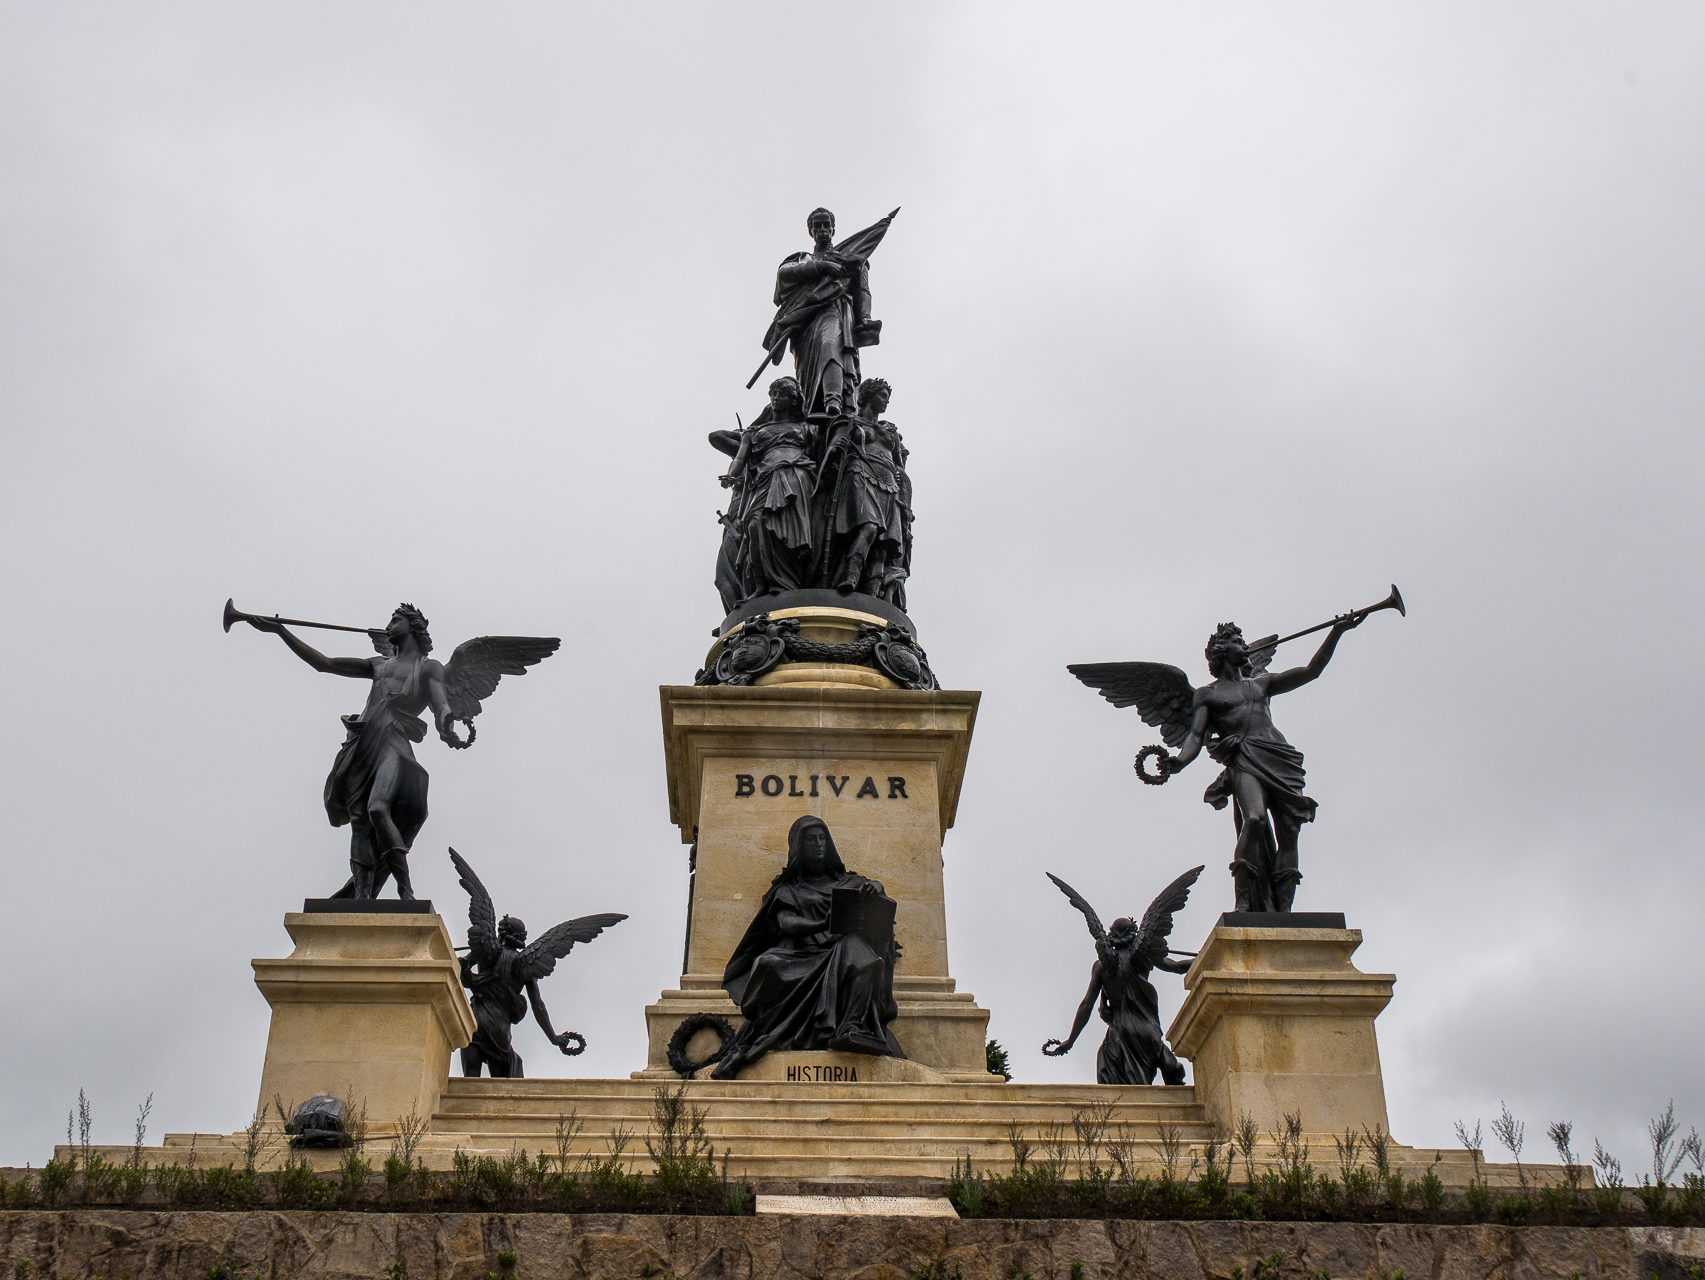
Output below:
[252,911,476,1136]
[1166,924,1395,1139]
[642,682,997,1081]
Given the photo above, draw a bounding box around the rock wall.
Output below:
[3,1211,1702,1280]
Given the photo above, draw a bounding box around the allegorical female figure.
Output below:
[722,377,818,597]
[712,816,904,1079]
[817,377,910,603]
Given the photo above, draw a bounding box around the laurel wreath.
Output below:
[666,1012,736,1078]
[555,1031,587,1056]
[1134,744,1172,786]
[1041,1038,1068,1057]
[443,717,477,750]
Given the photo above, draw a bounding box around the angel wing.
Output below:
[449,847,499,966]
[1132,865,1204,964]
[1046,872,1106,943]
[369,631,395,659]
[443,636,561,722]
[1246,634,1279,677]
[1066,662,1197,748]
[515,913,628,985]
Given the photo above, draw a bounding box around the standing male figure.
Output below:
[759,207,896,418]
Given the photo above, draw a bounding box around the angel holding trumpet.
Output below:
[1069,586,1404,914]
[224,598,559,900]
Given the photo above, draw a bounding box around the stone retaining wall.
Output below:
[3,1211,1702,1280]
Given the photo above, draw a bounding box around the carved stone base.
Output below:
[635,974,997,1083]
[650,683,996,1082]
[1166,921,1395,1139]
[251,911,476,1137]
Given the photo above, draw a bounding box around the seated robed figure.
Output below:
[712,815,904,1079]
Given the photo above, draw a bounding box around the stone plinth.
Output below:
[645,683,996,1082]
[251,911,476,1134]
[1167,924,1394,1139]
[727,1050,950,1085]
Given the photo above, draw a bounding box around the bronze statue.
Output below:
[1068,587,1404,912]
[224,599,559,899]
[1041,866,1201,1085]
[712,816,903,1079]
[450,848,625,1078]
[815,377,910,603]
[748,207,898,417]
[712,377,820,600]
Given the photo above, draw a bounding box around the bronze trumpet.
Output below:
[222,598,380,638]
[1267,583,1405,650]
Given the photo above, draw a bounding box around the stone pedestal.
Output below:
[642,682,997,1082]
[1166,924,1395,1139]
[252,912,476,1134]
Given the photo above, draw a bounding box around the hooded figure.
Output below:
[712,816,904,1079]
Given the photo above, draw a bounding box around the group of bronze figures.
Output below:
[712,208,914,614]
[222,203,1408,1088]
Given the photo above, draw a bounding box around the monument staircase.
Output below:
[422,1077,1215,1179]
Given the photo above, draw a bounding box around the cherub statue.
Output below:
[450,848,626,1079]
[230,602,559,899]
[1069,609,1369,913]
[1040,866,1202,1085]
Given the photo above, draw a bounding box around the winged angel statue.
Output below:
[450,848,625,1078]
[1041,866,1202,1085]
[1068,611,1365,913]
[233,602,559,899]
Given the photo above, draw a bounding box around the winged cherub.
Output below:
[1068,612,1362,913]
[450,848,627,1078]
[1041,866,1203,1085]
[235,604,559,899]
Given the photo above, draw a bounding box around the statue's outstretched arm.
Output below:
[526,978,562,1042]
[250,620,373,679]
[1267,613,1360,695]
[1055,962,1103,1054]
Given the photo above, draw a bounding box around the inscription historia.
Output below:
[787,1063,859,1083]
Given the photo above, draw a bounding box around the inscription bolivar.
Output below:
[735,774,908,799]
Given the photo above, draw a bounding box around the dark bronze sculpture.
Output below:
[712,816,903,1079]
[747,207,898,415]
[706,207,918,633]
[449,848,626,1078]
[1041,867,1202,1085]
[815,377,911,604]
[709,375,915,612]
[224,599,559,899]
[1068,587,1404,913]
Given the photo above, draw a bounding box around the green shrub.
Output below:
[948,1155,984,1217]
[1495,1194,1532,1225]
[274,1155,334,1210]
[1462,1180,1494,1218]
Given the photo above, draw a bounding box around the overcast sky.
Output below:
[3,3,1702,1173]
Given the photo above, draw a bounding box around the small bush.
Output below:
[948,1155,984,1217]
[274,1155,334,1210]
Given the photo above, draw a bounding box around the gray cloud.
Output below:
[1,2,1700,1171]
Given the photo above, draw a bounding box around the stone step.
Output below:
[433,1096,1208,1123]
[430,1112,1217,1142]
[439,1078,1199,1106]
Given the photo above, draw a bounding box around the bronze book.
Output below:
[829,887,896,952]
